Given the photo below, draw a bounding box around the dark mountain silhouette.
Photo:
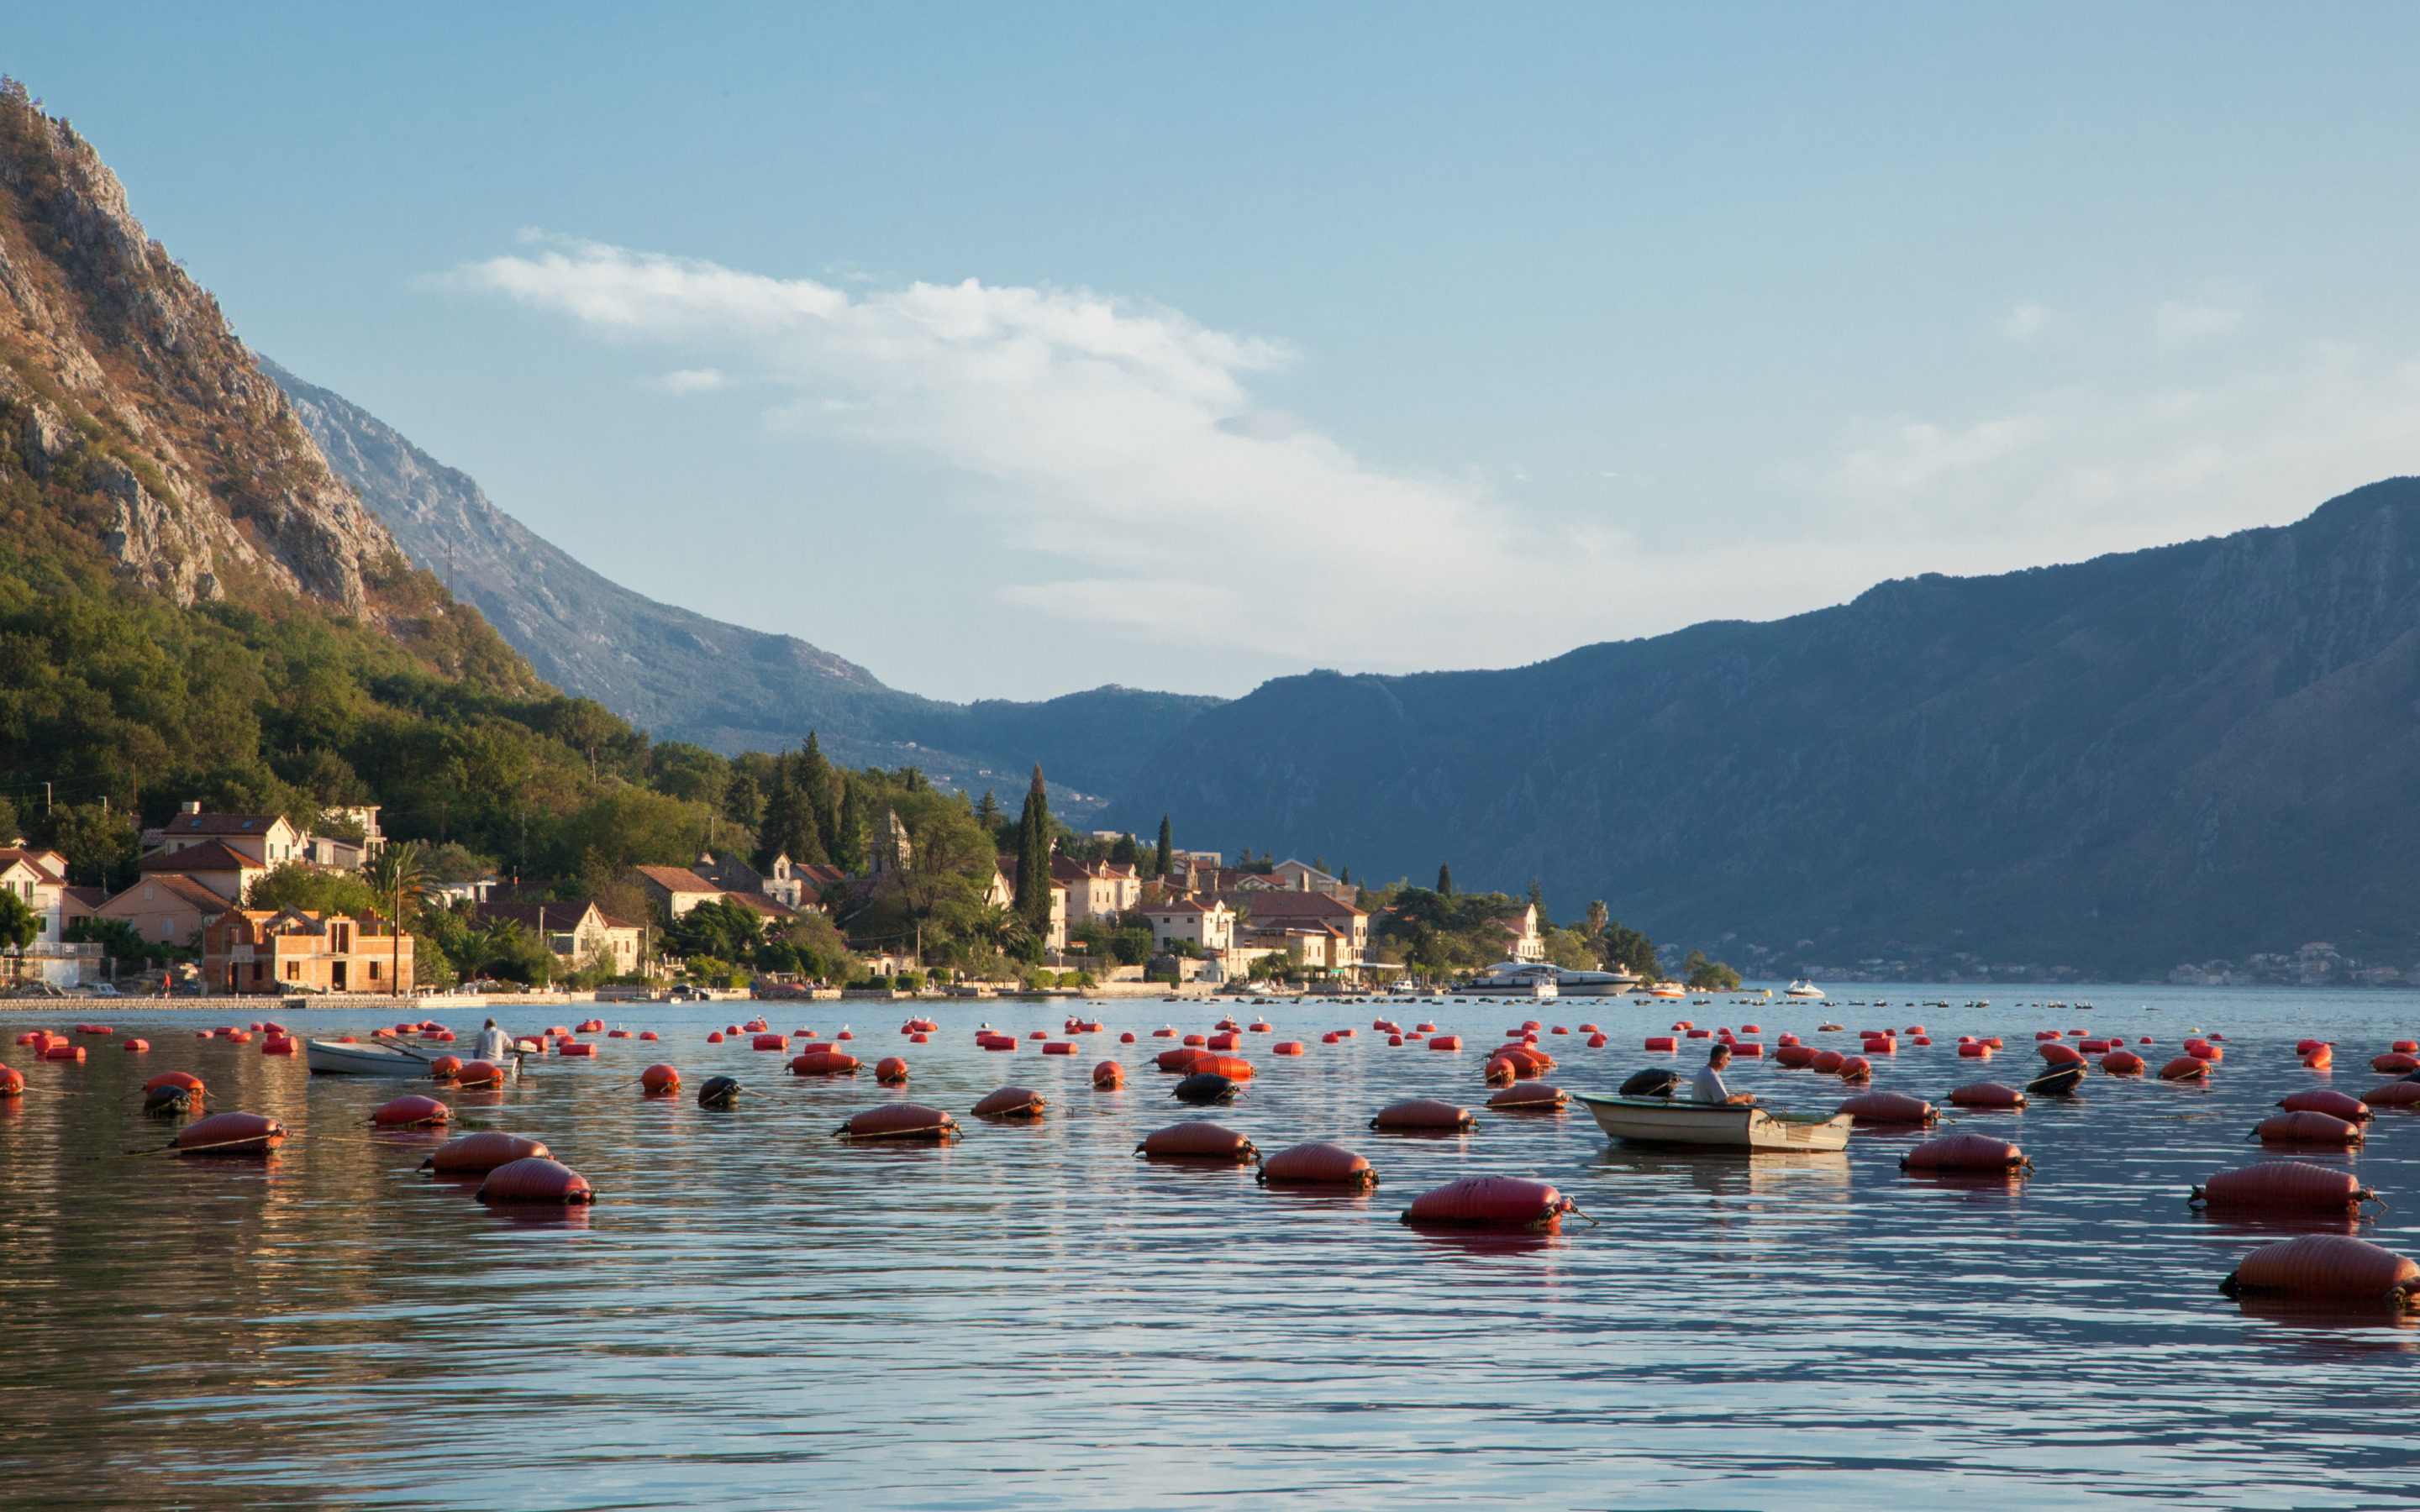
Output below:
[1113,480,2420,979]
[265,360,1220,806]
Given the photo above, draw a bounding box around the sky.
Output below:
[12,4,2420,701]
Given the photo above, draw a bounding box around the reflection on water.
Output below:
[3,985,2420,1508]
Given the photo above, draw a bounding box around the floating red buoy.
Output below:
[557,1042,597,1058]
[1949,1081,2026,1109]
[2302,1045,2333,1070]
[373,1095,450,1127]
[455,1060,508,1089]
[1135,1121,1257,1161]
[2223,1235,2420,1303]
[707,1031,724,1043]
[1258,1142,1376,1187]
[972,1086,1047,1119]
[1838,1055,1873,1083]
[1092,1060,1125,1088]
[1190,1053,1254,1080]
[480,1157,595,1205]
[430,1054,465,1079]
[2360,1082,2420,1108]
[1370,1098,1476,1131]
[176,1112,286,1155]
[640,1063,681,1095]
[1775,1044,1818,1068]
[2101,1049,2145,1075]
[1644,1036,1678,1052]
[425,1131,549,1173]
[1487,1083,1568,1110]
[2191,1160,2380,1212]
[2253,1110,2362,1146]
[121,1038,150,1053]
[2039,1042,2084,1067]
[1401,1175,1579,1229]
[2160,1056,2211,1081]
[43,1044,85,1063]
[2373,1053,2420,1074]
[1272,1041,1306,1056]
[1120,1032,1136,1043]
[145,1071,203,1095]
[1042,1042,1076,1055]
[1155,1047,1204,1073]
[787,1051,861,1076]
[1902,1131,2028,1172]
[2279,1089,2370,1122]
[752,1034,790,1052]
[1811,1050,1846,1074]
[0,1066,21,1096]
[836,1104,959,1140]
[1586,1033,1607,1047]
[1838,1091,1937,1124]
[875,1056,909,1084]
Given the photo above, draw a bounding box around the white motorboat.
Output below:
[1783,979,1826,1000]
[1459,961,1638,998]
[305,1037,442,1077]
[1576,1094,1852,1152]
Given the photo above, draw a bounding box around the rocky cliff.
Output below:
[269,360,1223,800]
[0,81,413,621]
[1113,479,2420,979]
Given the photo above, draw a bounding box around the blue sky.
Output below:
[13,4,2420,700]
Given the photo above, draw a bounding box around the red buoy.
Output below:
[835,1104,959,1140]
[1155,1047,1205,1073]
[2279,1089,2370,1122]
[2253,1110,2362,1146]
[175,1112,286,1155]
[2191,1160,2380,1212]
[2373,1053,2420,1074]
[971,1086,1046,1119]
[1272,1041,1306,1056]
[479,1157,594,1205]
[1901,1131,2028,1172]
[122,1038,150,1053]
[372,1095,450,1127]
[2223,1235,2420,1303]
[426,1131,550,1173]
[145,1071,203,1095]
[2159,1056,2210,1081]
[1775,1044,1818,1068]
[1486,1082,1568,1110]
[2039,1042,2084,1067]
[1838,1091,1938,1125]
[1370,1098,1476,1131]
[1811,1050,1846,1074]
[2100,1050,2145,1075]
[787,1051,861,1076]
[640,1063,681,1095]
[429,1054,465,1079]
[1949,1081,2026,1109]
[455,1060,508,1089]
[1190,1053,1254,1080]
[2361,1082,2420,1108]
[875,1056,909,1084]
[1644,1036,1677,1052]
[1092,1060,1126,1089]
[1135,1121,1257,1161]
[1401,1175,1578,1229]
[1257,1142,1376,1187]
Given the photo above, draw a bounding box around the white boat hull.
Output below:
[1576,1095,1853,1152]
[305,1038,439,1077]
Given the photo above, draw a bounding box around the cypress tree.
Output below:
[753,750,799,870]
[1111,832,1139,865]
[1155,814,1173,878]
[832,775,867,873]
[1437,861,1455,896]
[1014,764,1052,933]
[802,732,839,851]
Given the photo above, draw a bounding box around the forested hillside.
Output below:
[1116,479,2420,980]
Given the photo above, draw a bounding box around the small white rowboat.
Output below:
[1576,1094,1853,1152]
[305,1037,440,1077]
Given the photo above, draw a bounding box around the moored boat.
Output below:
[1783,979,1827,1000]
[1460,961,1637,998]
[307,1037,450,1077]
[1576,1093,1853,1152]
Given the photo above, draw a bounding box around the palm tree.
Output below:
[360,840,429,997]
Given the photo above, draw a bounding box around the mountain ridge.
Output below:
[1112,480,2420,979]
[266,360,1223,804]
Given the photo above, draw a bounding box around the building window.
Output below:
[369,961,380,981]
[286,961,298,981]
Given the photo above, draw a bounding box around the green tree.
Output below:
[1013,764,1052,935]
[1437,861,1455,896]
[1602,920,1658,979]
[976,790,1002,827]
[802,732,839,847]
[41,802,137,888]
[1526,875,1546,927]
[831,775,867,872]
[1586,899,1609,937]
[721,768,763,831]
[1111,832,1139,866]
[1683,950,1742,990]
[67,915,151,963]
[0,887,37,966]
[666,897,766,965]
[245,864,378,917]
[1154,815,1173,879]
[0,794,19,843]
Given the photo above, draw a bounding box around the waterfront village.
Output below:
[0,793,1572,1000]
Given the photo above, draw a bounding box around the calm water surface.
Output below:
[5,985,2420,1509]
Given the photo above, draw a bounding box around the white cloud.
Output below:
[651,368,727,394]
[455,239,1626,669]
[2000,302,2049,341]
[1801,341,2420,555]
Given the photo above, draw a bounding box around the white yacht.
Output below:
[1460,961,1639,998]
[1783,979,1827,1000]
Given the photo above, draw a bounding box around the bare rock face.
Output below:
[0,80,398,616]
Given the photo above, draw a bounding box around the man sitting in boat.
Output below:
[1691,1042,1756,1105]
[472,1018,512,1063]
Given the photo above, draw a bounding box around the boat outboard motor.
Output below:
[697,1075,744,1110]
[142,1084,195,1116]
[1620,1068,1682,1099]
[2023,1063,2086,1099]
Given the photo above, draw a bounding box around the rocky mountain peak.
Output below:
[0,77,397,614]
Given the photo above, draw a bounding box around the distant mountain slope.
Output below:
[1113,480,2420,978]
[266,360,1221,801]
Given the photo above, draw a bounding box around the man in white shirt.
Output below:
[472,1018,512,1063]
[1691,1042,1756,1105]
